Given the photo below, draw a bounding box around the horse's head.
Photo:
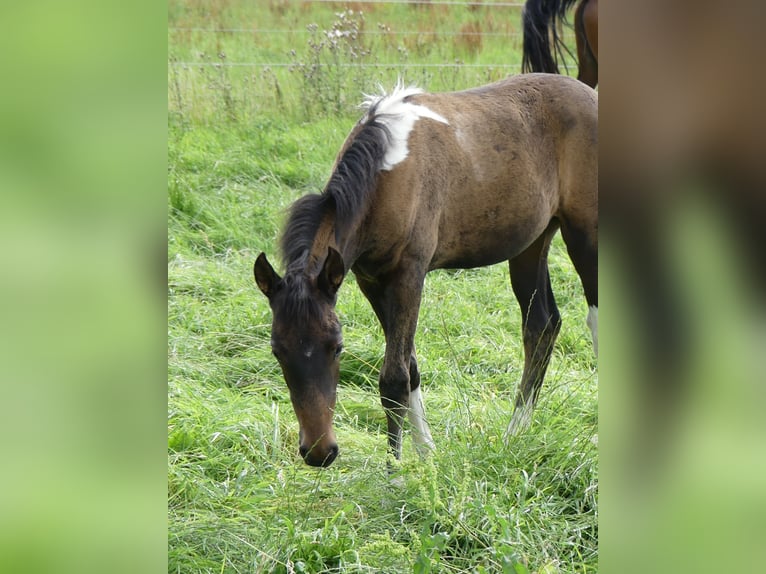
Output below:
[253,248,345,467]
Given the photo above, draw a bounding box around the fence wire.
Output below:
[169,61,523,68]
[302,0,526,7]
[168,0,579,70]
[169,27,525,37]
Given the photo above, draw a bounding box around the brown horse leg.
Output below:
[506,224,562,436]
[357,268,433,461]
[560,216,598,355]
[406,352,435,457]
[575,0,598,88]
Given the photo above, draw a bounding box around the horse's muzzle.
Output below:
[296,411,338,467]
[299,443,339,467]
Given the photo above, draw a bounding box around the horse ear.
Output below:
[254,253,282,299]
[318,247,345,297]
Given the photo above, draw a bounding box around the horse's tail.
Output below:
[521,0,580,75]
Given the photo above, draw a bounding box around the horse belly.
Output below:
[430,201,552,270]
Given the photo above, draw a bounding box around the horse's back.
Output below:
[424,75,595,268]
[411,74,597,182]
[358,75,597,273]
[423,74,596,128]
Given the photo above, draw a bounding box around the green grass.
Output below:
[168,0,578,124]
[169,1,595,572]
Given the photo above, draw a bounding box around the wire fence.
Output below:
[168,0,578,68]
[301,0,526,6]
[168,0,579,120]
[169,27,525,37]
[169,61,522,68]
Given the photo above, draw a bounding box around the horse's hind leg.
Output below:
[506,224,562,436]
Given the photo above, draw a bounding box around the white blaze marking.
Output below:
[360,82,449,170]
[587,305,598,357]
[408,386,435,457]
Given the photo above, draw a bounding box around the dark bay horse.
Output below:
[254,74,598,467]
[521,0,599,88]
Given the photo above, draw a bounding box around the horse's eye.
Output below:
[334,344,344,359]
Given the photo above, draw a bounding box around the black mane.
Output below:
[279,115,392,270]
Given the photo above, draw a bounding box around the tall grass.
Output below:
[169,1,595,572]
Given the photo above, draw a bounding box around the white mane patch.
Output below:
[360,82,449,170]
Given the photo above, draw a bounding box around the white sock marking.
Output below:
[360,82,449,170]
[408,386,435,457]
[505,397,534,440]
[587,305,598,357]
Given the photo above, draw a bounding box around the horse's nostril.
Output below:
[325,445,339,465]
[299,444,339,466]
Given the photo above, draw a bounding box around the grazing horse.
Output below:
[254,75,598,467]
[521,0,599,88]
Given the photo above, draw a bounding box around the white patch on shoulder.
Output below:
[360,81,449,170]
[587,305,598,357]
[408,386,435,458]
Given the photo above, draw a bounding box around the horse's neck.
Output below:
[305,207,361,276]
[302,209,333,273]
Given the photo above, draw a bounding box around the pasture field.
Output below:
[168,1,595,572]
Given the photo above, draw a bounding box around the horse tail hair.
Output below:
[521,0,580,75]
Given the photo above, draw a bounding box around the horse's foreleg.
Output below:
[407,353,435,457]
[506,228,562,436]
[379,357,411,462]
[560,216,598,356]
[358,271,430,461]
